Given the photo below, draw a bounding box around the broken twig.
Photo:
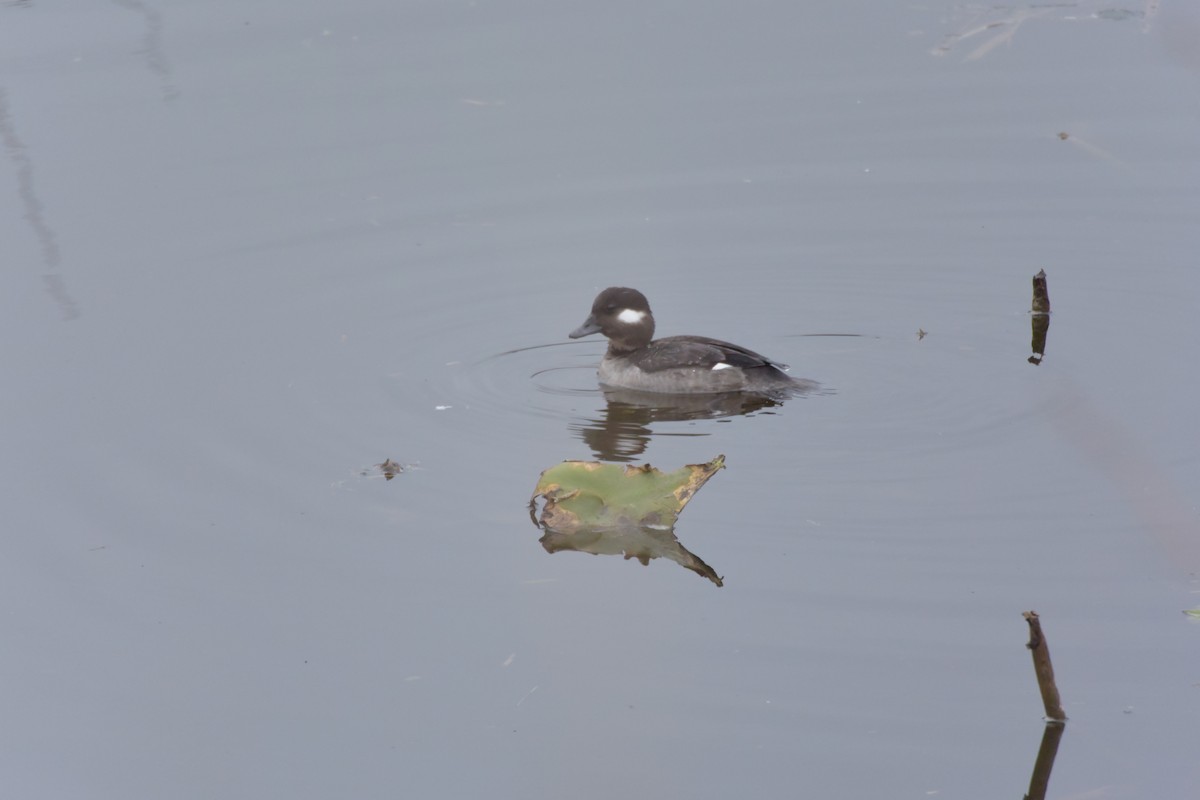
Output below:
[1023,611,1067,722]
[1031,269,1051,314]
[1028,270,1051,364]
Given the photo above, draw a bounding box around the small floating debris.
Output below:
[370,458,410,480]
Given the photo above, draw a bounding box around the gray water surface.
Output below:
[3,2,1198,798]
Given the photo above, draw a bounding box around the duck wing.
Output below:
[637,335,788,373]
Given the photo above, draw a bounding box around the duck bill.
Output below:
[569,316,602,339]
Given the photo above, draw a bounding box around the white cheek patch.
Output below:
[711,362,733,371]
[617,308,646,324]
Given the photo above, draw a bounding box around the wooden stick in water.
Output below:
[1023,610,1067,722]
[1031,269,1051,314]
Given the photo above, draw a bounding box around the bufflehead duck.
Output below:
[569,286,807,395]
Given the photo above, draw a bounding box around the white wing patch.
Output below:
[711,362,733,371]
[617,308,646,324]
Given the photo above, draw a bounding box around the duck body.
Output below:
[569,287,806,396]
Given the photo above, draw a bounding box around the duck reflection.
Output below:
[571,386,795,462]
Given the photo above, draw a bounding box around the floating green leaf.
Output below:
[531,455,725,532]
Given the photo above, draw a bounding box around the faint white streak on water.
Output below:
[1057,131,1132,173]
